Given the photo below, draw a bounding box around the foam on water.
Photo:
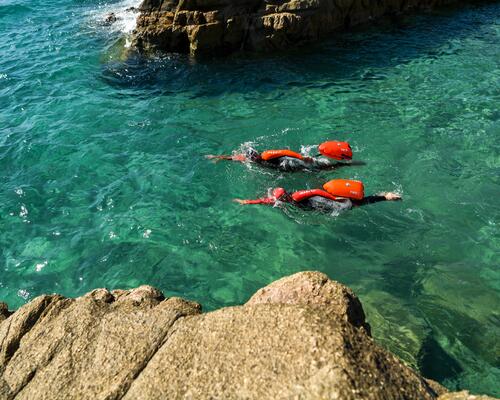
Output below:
[86,0,141,39]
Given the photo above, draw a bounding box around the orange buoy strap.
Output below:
[292,189,338,203]
[261,149,303,161]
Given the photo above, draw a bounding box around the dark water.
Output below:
[0,0,499,394]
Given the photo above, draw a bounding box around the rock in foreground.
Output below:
[132,0,459,56]
[0,272,496,399]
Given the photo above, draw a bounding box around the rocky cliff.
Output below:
[0,271,496,399]
[131,0,459,55]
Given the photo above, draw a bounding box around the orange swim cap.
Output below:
[272,187,286,200]
[318,141,352,160]
[323,179,364,200]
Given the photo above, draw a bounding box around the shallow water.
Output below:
[1,0,499,394]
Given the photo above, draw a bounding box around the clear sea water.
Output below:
[1,0,499,394]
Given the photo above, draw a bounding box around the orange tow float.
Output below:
[318,141,353,160]
[323,179,364,200]
[260,140,352,162]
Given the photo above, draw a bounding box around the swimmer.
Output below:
[234,179,401,213]
[206,141,364,171]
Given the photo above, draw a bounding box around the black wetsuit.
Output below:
[263,156,337,171]
[296,195,388,213]
[244,148,343,171]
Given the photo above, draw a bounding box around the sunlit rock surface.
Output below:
[132,0,460,55]
[0,272,497,399]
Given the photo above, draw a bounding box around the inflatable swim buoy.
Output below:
[323,179,364,200]
[292,189,338,203]
[318,141,352,160]
[261,149,303,161]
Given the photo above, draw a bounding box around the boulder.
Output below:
[131,0,460,55]
[246,270,371,334]
[0,272,496,399]
[104,12,118,25]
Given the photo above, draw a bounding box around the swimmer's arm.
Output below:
[206,154,246,162]
[311,158,366,169]
[354,192,402,206]
[234,198,273,205]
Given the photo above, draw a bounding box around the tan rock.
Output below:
[124,304,435,399]
[0,272,496,399]
[246,270,371,334]
[438,391,498,400]
[132,0,460,55]
[0,291,200,400]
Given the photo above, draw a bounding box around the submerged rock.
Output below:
[0,271,496,399]
[132,0,460,56]
[104,12,118,25]
[439,391,498,400]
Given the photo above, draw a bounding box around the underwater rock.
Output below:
[438,391,498,400]
[132,0,461,56]
[104,12,118,25]
[0,271,496,399]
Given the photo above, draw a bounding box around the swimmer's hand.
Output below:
[233,199,246,204]
[205,155,225,163]
[381,192,402,201]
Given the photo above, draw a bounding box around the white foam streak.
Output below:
[88,0,142,36]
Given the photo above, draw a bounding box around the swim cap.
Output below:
[245,148,261,162]
[272,188,286,200]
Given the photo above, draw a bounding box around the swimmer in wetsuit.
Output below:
[234,180,401,213]
[206,141,364,171]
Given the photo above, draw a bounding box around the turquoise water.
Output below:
[1,0,499,394]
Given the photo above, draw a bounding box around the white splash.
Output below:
[35,261,48,272]
[19,205,28,218]
[88,0,141,35]
[300,144,318,157]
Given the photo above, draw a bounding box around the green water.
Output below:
[1,0,499,394]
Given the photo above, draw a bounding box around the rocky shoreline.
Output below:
[131,0,462,56]
[0,271,496,399]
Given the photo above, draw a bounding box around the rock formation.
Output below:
[131,0,459,56]
[0,271,497,399]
